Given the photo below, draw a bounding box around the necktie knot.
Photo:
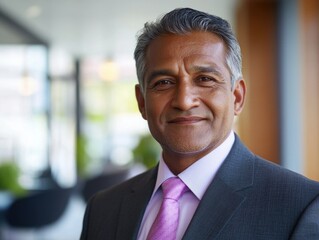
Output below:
[162,177,188,201]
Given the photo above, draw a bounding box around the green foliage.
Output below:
[133,134,161,169]
[76,135,91,178]
[0,162,26,196]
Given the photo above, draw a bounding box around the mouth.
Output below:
[167,116,206,124]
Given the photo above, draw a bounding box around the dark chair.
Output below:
[82,168,129,202]
[5,187,73,228]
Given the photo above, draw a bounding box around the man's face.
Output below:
[135,31,245,167]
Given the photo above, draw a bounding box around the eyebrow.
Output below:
[145,65,225,85]
[146,69,175,85]
[191,65,224,79]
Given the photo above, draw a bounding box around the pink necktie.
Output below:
[147,177,188,240]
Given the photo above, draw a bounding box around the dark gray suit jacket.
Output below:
[80,136,319,239]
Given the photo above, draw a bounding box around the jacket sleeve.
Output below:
[80,196,95,240]
[290,195,319,240]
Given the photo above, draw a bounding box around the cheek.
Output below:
[205,91,229,110]
[145,98,164,122]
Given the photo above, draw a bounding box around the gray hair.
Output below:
[134,8,242,91]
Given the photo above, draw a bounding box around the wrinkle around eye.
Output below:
[195,74,226,87]
[148,79,175,91]
[196,76,217,86]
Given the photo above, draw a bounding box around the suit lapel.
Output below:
[183,136,255,240]
[116,167,157,240]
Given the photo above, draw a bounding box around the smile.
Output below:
[167,116,205,124]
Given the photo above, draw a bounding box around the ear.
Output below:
[135,84,147,120]
[233,79,246,116]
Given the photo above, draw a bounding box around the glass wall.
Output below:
[79,56,149,176]
[50,49,77,187]
[0,45,50,188]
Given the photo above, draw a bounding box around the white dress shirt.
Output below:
[137,131,235,240]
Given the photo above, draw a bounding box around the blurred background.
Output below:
[0,0,318,239]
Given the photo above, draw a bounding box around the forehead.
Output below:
[145,31,229,75]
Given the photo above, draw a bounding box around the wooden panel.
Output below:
[299,0,319,180]
[235,1,280,164]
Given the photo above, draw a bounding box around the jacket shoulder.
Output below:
[92,167,156,204]
[254,155,319,195]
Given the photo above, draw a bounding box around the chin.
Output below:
[165,142,213,155]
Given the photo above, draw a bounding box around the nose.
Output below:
[171,80,200,111]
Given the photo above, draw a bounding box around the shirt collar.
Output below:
[152,131,235,200]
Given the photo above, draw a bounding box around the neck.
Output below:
[162,151,207,175]
[161,132,233,175]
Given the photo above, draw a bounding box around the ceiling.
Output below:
[0,0,238,60]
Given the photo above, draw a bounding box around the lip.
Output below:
[167,116,206,124]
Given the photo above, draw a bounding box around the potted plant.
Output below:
[0,161,25,196]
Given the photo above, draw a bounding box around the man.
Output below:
[81,8,319,240]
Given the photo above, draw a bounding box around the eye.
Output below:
[196,76,217,86]
[150,79,175,91]
[199,76,214,82]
